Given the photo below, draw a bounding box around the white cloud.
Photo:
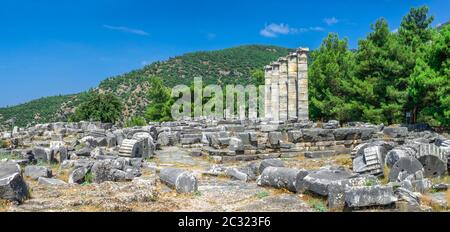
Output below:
[260,23,324,38]
[260,23,292,37]
[103,25,149,36]
[324,17,339,26]
[309,26,325,31]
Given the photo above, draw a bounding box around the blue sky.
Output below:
[0,0,449,107]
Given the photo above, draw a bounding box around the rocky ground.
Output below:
[1,121,449,212]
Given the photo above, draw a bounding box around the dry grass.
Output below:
[421,194,447,212]
[380,166,390,184]
[0,200,11,212]
[335,155,353,167]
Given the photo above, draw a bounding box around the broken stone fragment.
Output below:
[323,120,339,129]
[414,144,448,178]
[74,147,92,157]
[301,129,335,142]
[132,132,156,158]
[268,132,283,147]
[38,177,67,186]
[159,168,198,194]
[229,137,244,152]
[68,167,88,184]
[383,127,408,138]
[225,167,248,182]
[353,145,386,176]
[394,187,421,207]
[257,167,308,192]
[0,162,29,203]
[299,166,353,196]
[327,175,380,209]
[259,159,285,173]
[389,156,424,182]
[24,166,52,180]
[344,185,397,208]
[91,159,139,183]
[32,147,53,163]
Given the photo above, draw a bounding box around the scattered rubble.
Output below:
[0,120,448,212]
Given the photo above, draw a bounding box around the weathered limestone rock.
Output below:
[132,132,155,158]
[226,168,248,182]
[24,166,52,180]
[74,147,92,157]
[118,139,145,158]
[353,146,385,176]
[383,127,408,138]
[301,129,335,142]
[113,130,125,146]
[32,147,53,163]
[159,168,198,194]
[385,148,411,168]
[158,131,179,146]
[259,159,285,173]
[389,157,424,182]
[68,167,88,184]
[0,162,29,203]
[304,150,336,159]
[258,167,308,192]
[415,144,448,178]
[229,137,244,152]
[38,177,67,186]
[323,120,339,129]
[287,130,303,143]
[299,166,353,196]
[327,175,380,209]
[344,186,397,208]
[394,187,421,207]
[91,160,136,184]
[268,132,283,147]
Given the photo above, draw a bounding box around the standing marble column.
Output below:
[297,48,309,121]
[264,65,273,121]
[287,53,298,121]
[271,62,280,122]
[278,58,288,122]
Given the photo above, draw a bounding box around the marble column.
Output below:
[297,48,309,121]
[278,58,288,122]
[271,62,280,122]
[264,65,273,121]
[287,52,298,121]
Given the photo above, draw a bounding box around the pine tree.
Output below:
[309,33,358,122]
[355,18,408,124]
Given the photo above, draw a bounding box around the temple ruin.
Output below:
[264,48,309,122]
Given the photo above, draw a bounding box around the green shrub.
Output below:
[0,140,6,149]
[125,116,147,127]
[69,92,123,123]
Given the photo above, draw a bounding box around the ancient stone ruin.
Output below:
[264,48,309,122]
[0,48,449,212]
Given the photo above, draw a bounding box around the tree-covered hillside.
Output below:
[0,94,81,127]
[0,45,290,126]
[97,45,291,118]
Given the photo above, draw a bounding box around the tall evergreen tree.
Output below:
[354,18,408,124]
[309,33,358,122]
